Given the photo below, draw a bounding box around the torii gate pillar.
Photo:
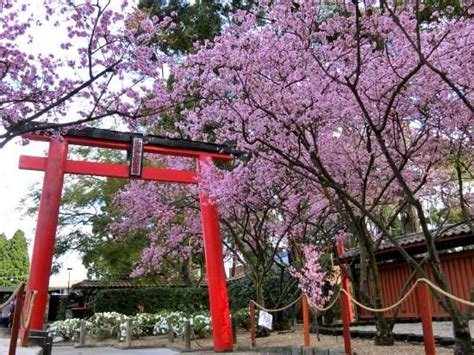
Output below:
[20,128,235,352]
[25,139,68,330]
[198,156,233,351]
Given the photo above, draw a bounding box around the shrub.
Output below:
[91,287,209,315]
[88,312,128,339]
[192,313,212,338]
[232,307,254,330]
[227,267,300,330]
[47,318,88,341]
[47,310,212,341]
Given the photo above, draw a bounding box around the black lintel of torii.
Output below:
[25,124,243,156]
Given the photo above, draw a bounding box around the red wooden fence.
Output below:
[357,249,474,319]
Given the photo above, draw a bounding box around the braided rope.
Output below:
[190,326,206,349]
[249,276,474,315]
[250,295,302,313]
[421,278,474,306]
[20,290,37,329]
[0,282,25,309]
[340,282,419,313]
[339,277,474,312]
[341,278,474,313]
[171,323,185,336]
[308,286,343,313]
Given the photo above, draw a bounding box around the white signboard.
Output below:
[258,310,273,330]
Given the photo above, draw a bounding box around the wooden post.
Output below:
[184,320,191,350]
[340,275,353,355]
[302,294,310,347]
[20,290,37,347]
[79,319,86,346]
[9,283,25,355]
[125,319,132,348]
[168,319,174,343]
[337,240,353,355]
[231,316,237,344]
[249,302,256,347]
[416,283,436,355]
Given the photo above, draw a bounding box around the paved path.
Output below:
[351,320,474,338]
[52,346,179,355]
[0,338,42,355]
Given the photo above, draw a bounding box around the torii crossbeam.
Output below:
[19,128,237,352]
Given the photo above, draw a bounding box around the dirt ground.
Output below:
[71,325,455,354]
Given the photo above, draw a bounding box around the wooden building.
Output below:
[344,222,474,319]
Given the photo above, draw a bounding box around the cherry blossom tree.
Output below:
[161,1,472,351]
[0,0,171,147]
[4,0,472,351]
[289,244,331,309]
[112,155,331,305]
[110,155,204,285]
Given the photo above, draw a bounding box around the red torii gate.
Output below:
[19,128,236,352]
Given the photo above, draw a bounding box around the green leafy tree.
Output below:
[24,148,149,281]
[139,0,256,55]
[0,230,29,287]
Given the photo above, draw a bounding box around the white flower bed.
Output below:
[47,310,212,341]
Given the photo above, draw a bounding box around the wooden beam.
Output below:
[19,156,198,184]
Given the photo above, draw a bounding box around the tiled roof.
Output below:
[71,280,152,289]
[343,221,473,258]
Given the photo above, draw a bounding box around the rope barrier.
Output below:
[340,277,474,312]
[190,326,206,349]
[308,286,342,313]
[0,282,25,309]
[249,276,474,316]
[421,278,474,306]
[20,290,37,329]
[250,295,302,313]
[340,283,418,313]
[171,324,185,336]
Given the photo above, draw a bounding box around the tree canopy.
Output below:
[3,0,473,351]
[0,230,29,287]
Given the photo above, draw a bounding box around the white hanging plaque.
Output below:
[258,310,273,330]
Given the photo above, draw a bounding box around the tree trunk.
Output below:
[362,231,394,346]
[253,276,270,337]
[412,201,473,354]
[330,193,394,346]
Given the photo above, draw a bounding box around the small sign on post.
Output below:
[258,310,273,330]
[129,135,144,177]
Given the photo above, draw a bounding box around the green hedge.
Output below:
[92,287,209,315]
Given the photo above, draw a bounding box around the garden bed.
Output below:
[54,324,456,354]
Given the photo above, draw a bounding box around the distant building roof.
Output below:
[71,280,152,290]
[343,221,473,260]
[72,275,246,291]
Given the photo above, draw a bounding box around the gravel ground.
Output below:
[350,320,474,338]
[65,325,455,354]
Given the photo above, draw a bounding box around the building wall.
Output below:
[356,249,474,319]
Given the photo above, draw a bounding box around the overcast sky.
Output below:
[0,138,89,284]
[0,0,135,285]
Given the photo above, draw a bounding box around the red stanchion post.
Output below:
[249,302,256,347]
[416,283,436,355]
[9,283,25,355]
[302,294,310,347]
[340,275,353,355]
[21,290,37,347]
[337,240,352,354]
